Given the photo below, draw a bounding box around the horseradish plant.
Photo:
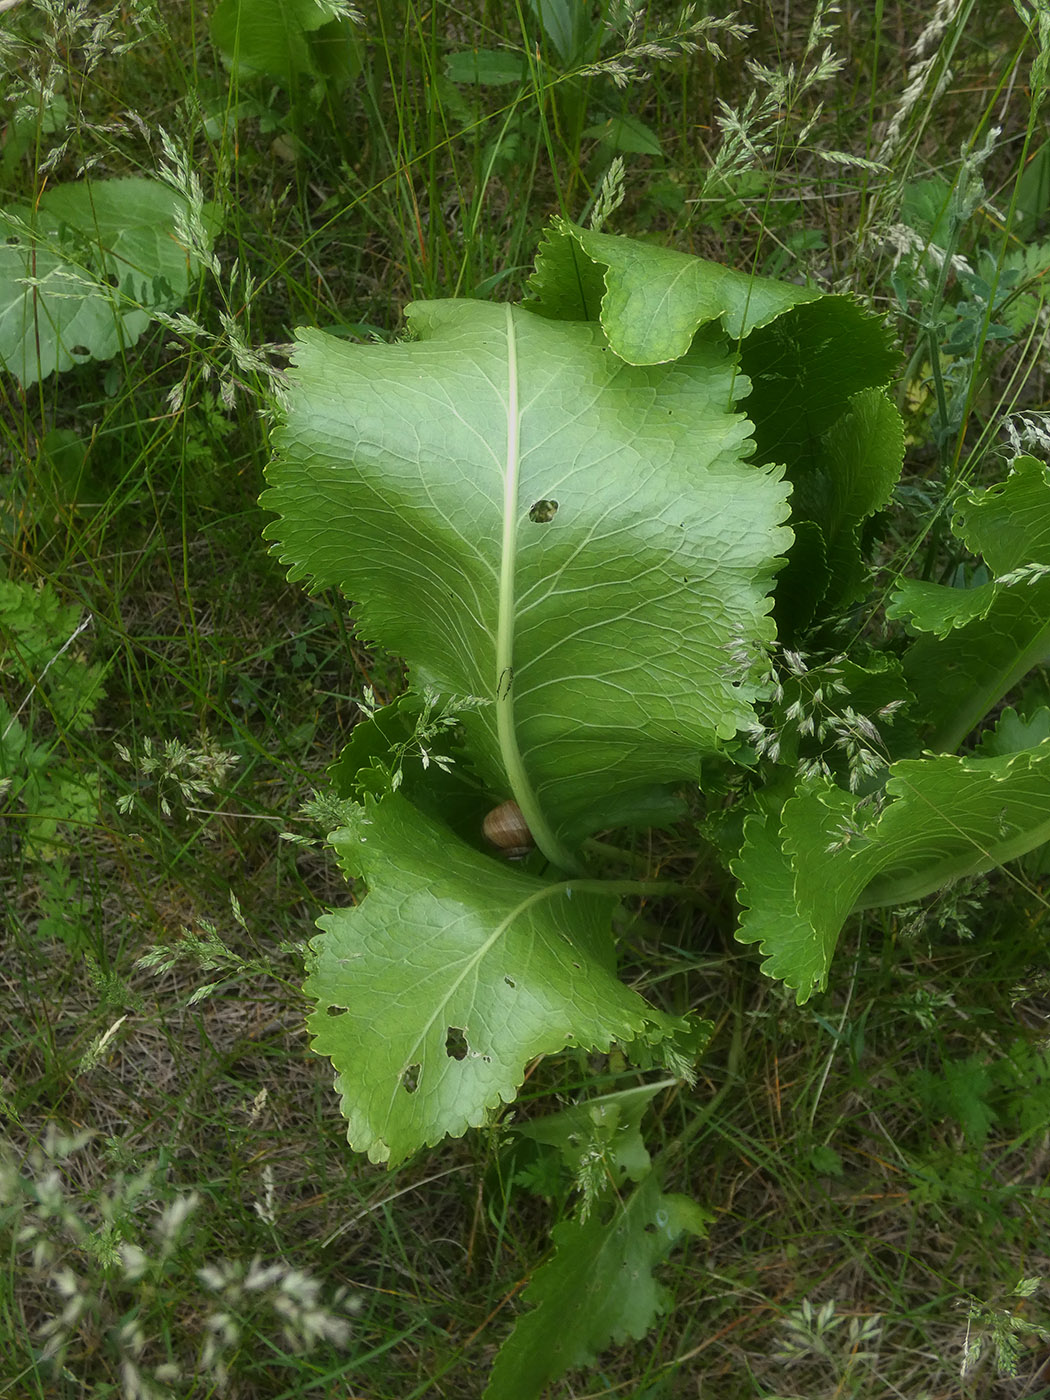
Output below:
[262,222,1050,1397]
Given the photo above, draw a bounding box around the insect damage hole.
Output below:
[400,1062,421,1094]
[528,499,558,523]
[445,1026,468,1061]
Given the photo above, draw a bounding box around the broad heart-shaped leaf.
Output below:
[734,740,1050,1001]
[263,298,791,862]
[306,793,693,1164]
[0,180,218,386]
[888,457,1050,751]
[483,1171,712,1400]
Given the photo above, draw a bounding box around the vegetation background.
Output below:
[2,0,1050,1396]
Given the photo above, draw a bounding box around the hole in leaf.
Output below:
[504,975,516,989]
[445,1026,468,1060]
[70,345,90,357]
[528,499,558,523]
[326,1004,348,1017]
[401,1063,421,1094]
[644,1222,657,1234]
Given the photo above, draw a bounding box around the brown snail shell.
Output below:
[482,800,534,859]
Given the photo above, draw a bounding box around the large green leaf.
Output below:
[263,296,792,863]
[527,218,820,362]
[306,794,691,1164]
[734,739,1050,1000]
[484,1171,711,1400]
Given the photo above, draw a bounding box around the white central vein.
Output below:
[495,305,583,875]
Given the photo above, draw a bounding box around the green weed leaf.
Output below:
[735,741,1050,1000]
[444,48,527,85]
[41,178,217,304]
[890,456,1050,749]
[306,794,691,1164]
[210,0,354,87]
[0,178,218,386]
[484,1171,711,1400]
[0,232,148,385]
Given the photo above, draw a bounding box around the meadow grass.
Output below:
[2,1,1050,1396]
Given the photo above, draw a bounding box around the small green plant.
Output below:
[0,580,106,861]
[774,1297,884,1396]
[960,1276,1050,1383]
[261,222,1050,1395]
[115,732,239,823]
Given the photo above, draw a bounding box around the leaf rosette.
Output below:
[262,225,903,1163]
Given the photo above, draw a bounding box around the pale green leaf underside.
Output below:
[484,1172,711,1400]
[735,741,1050,1001]
[306,794,686,1164]
[264,299,791,850]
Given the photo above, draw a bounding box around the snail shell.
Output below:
[482,800,534,859]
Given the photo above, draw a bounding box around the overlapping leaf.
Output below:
[307,794,689,1163]
[735,739,1050,1000]
[527,217,821,361]
[889,456,1050,750]
[527,221,902,631]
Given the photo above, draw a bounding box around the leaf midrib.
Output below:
[495,305,584,875]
